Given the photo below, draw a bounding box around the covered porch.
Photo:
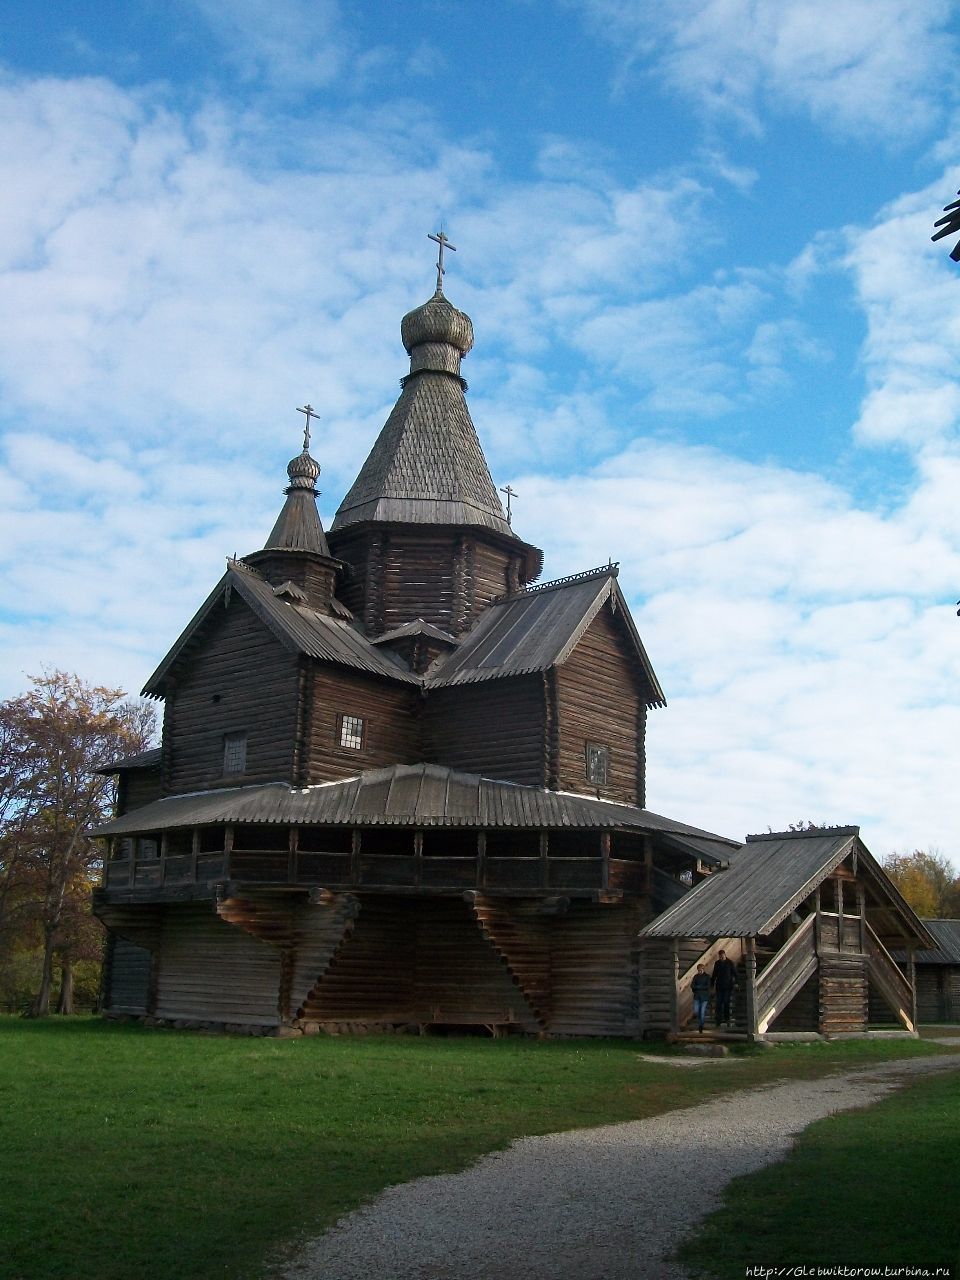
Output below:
[638,828,937,1042]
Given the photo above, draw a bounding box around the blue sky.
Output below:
[2,0,960,862]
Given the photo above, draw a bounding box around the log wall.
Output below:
[818,954,868,1035]
[328,528,521,639]
[117,767,163,816]
[554,603,647,806]
[549,902,648,1037]
[304,667,421,784]
[102,934,153,1014]
[422,675,546,786]
[154,905,281,1026]
[164,596,299,794]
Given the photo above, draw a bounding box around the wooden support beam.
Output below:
[744,936,759,1040]
[670,937,680,1034]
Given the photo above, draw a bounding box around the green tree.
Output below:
[0,671,155,1015]
[882,849,960,919]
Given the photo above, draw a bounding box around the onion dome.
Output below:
[261,431,330,556]
[400,288,474,378]
[286,447,321,490]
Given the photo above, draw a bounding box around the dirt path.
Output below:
[279,1053,960,1280]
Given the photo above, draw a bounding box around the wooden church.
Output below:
[93,243,933,1040]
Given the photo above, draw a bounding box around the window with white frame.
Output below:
[339,714,365,750]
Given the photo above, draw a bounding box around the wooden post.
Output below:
[837,876,844,952]
[600,831,610,893]
[540,831,549,890]
[857,883,866,955]
[477,830,486,890]
[814,884,822,953]
[288,826,297,885]
[908,945,919,1030]
[414,830,423,888]
[350,829,360,885]
[744,936,759,1040]
[670,937,680,1034]
[223,824,234,882]
[643,834,654,897]
[191,827,199,885]
[160,833,168,888]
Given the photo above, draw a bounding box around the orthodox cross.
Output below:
[428,229,456,289]
[499,483,517,526]
[296,403,319,451]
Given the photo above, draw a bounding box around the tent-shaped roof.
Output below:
[639,828,935,947]
[142,560,418,697]
[426,567,665,707]
[92,763,738,857]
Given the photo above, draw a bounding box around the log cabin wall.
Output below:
[328,526,522,639]
[102,934,153,1015]
[299,896,539,1029]
[818,953,868,1034]
[244,551,338,610]
[554,603,648,805]
[117,767,163,816]
[163,596,300,794]
[548,902,650,1036]
[153,904,282,1026]
[303,666,421,784]
[422,675,547,786]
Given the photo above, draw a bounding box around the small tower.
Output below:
[328,235,541,635]
[243,407,341,612]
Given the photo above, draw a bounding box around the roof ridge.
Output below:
[746,826,859,842]
[492,564,618,604]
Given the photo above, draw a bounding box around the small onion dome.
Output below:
[286,448,321,491]
[401,288,474,357]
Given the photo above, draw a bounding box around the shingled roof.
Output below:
[142,560,418,697]
[92,763,738,857]
[426,567,666,708]
[331,286,542,579]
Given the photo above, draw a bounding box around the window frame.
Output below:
[222,731,248,776]
[337,713,366,751]
[584,741,610,787]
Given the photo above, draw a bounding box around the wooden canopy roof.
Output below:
[92,762,738,856]
[639,828,935,948]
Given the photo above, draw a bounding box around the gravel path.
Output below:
[279,1052,960,1280]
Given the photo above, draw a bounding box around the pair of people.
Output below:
[690,950,737,1032]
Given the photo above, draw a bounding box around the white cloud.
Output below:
[571,0,956,140]
[190,0,347,88]
[513,441,960,857]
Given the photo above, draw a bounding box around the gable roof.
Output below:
[92,763,738,858]
[425,567,665,707]
[142,560,418,697]
[639,828,935,947]
[906,919,960,965]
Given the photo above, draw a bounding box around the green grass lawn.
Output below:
[677,1067,960,1278]
[0,1018,953,1280]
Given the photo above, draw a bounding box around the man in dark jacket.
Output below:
[711,949,737,1027]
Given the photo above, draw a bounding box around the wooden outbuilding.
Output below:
[896,920,960,1023]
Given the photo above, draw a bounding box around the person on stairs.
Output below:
[711,949,737,1028]
[691,964,710,1033]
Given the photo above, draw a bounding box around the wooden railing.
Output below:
[754,914,817,1034]
[104,847,650,897]
[865,921,915,1032]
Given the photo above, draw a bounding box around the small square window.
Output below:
[339,715,365,750]
[223,732,247,775]
[585,742,609,786]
